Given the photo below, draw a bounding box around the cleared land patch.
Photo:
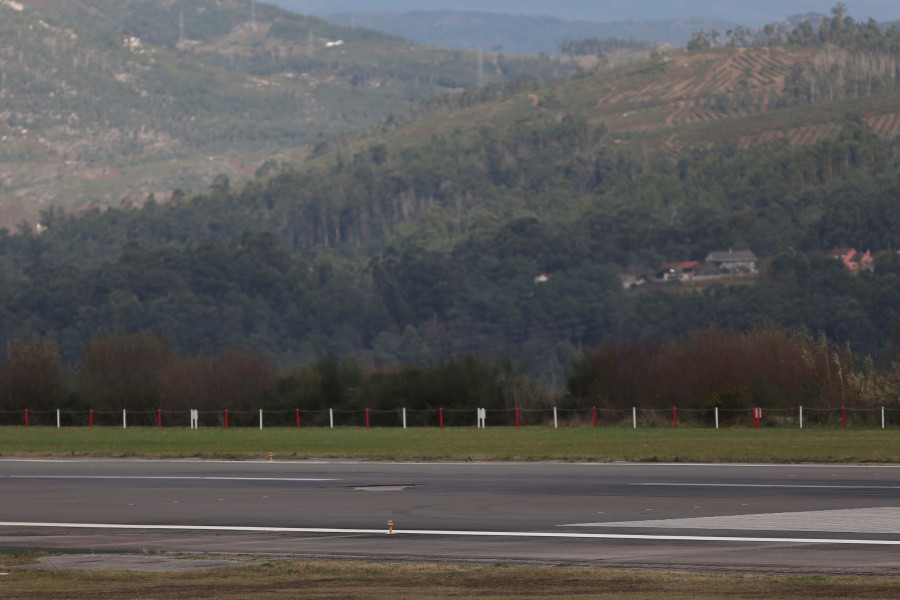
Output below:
[4,559,900,599]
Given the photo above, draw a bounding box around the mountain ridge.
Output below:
[324,10,743,54]
[270,1,900,26]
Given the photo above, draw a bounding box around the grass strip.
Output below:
[2,558,899,599]
[0,426,897,463]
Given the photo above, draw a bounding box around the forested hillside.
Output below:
[3,3,900,405]
[0,0,576,226]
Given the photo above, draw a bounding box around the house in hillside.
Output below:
[660,261,699,281]
[829,248,873,272]
[704,249,759,273]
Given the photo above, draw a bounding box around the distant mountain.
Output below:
[324,11,742,54]
[270,1,900,27]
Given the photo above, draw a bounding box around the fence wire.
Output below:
[1,405,898,428]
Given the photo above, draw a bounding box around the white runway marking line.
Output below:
[0,522,898,546]
[1,476,337,482]
[0,459,336,465]
[5,459,900,468]
[633,483,900,489]
[564,507,900,535]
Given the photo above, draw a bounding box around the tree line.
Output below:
[3,325,897,427]
[0,333,535,427]
[687,3,900,51]
[686,4,900,105]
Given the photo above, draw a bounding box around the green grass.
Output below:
[0,426,897,463]
[3,559,899,599]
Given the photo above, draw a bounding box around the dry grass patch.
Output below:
[3,560,900,599]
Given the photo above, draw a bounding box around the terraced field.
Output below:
[868,111,900,137]
[546,46,900,153]
[592,47,810,130]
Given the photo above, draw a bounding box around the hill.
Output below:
[0,0,577,228]
[273,0,900,26]
[324,11,741,54]
[2,9,900,383]
[343,44,900,162]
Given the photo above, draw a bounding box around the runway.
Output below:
[1,460,898,574]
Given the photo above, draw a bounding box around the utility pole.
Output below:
[477,47,484,88]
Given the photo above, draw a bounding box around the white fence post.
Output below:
[715,406,719,430]
[123,409,127,429]
[329,408,334,429]
[57,409,60,429]
[477,408,486,429]
[553,407,558,429]
[633,407,637,429]
[799,405,803,429]
[403,407,407,429]
[259,409,263,430]
[883,406,886,430]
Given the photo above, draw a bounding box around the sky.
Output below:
[269,1,899,25]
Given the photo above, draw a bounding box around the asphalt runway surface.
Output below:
[1,459,898,574]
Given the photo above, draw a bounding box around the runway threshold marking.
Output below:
[0,522,898,546]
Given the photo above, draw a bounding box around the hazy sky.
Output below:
[269,1,899,25]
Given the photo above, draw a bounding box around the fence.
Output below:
[1,405,899,429]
